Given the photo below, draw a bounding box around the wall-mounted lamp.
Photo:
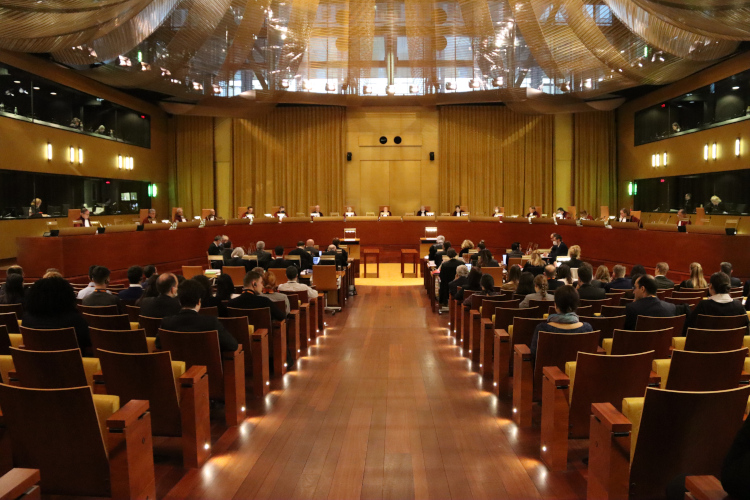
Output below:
[736,138,741,157]
[662,152,667,166]
[712,142,717,160]
[46,143,52,161]
[78,148,83,164]
[69,146,75,163]
[704,144,709,161]
[118,155,123,169]
[147,183,158,197]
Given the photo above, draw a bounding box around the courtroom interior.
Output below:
[1,1,750,499]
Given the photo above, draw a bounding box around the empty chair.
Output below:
[0,303,23,317]
[588,386,750,500]
[494,316,545,395]
[579,315,626,344]
[19,326,78,351]
[468,296,516,367]
[76,304,120,316]
[222,267,247,287]
[0,384,156,498]
[158,328,246,426]
[313,265,341,314]
[9,347,100,389]
[0,312,20,334]
[579,298,613,315]
[198,306,218,317]
[672,327,747,352]
[603,328,673,359]
[695,314,749,330]
[652,348,748,391]
[97,349,211,468]
[125,304,140,323]
[90,327,153,354]
[228,307,287,377]
[540,351,654,470]
[218,316,269,397]
[181,266,204,279]
[635,314,686,339]
[138,315,162,338]
[82,313,131,331]
[600,305,626,317]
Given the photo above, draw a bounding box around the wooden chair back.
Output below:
[510,317,547,348]
[90,327,149,354]
[0,384,111,497]
[182,266,204,279]
[196,306,217,317]
[222,266,247,286]
[655,289,673,299]
[568,351,654,438]
[664,296,702,309]
[10,347,88,388]
[0,303,23,316]
[82,313,131,331]
[313,265,338,292]
[610,328,673,359]
[507,257,523,269]
[695,314,749,330]
[97,349,181,437]
[494,306,541,332]
[268,268,289,286]
[579,298,613,315]
[0,325,11,356]
[600,305,626,317]
[529,299,554,311]
[0,311,21,333]
[158,329,224,400]
[672,289,708,298]
[635,315,686,338]
[218,316,252,374]
[629,386,750,499]
[138,315,162,338]
[125,304,140,322]
[284,293,300,312]
[533,330,600,401]
[683,327,747,352]
[579,315,626,344]
[546,305,592,317]
[20,326,78,351]
[228,307,272,331]
[76,304,120,316]
[604,292,625,306]
[481,267,503,284]
[479,297,512,319]
[666,348,748,391]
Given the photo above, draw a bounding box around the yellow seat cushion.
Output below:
[543,313,549,319]
[672,337,686,350]
[146,337,156,353]
[249,325,255,336]
[565,361,577,403]
[602,338,613,355]
[172,360,186,402]
[744,357,750,374]
[0,355,14,384]
[8,334,22,348]
[130,322,140,331]
[507,324,513,340]
[622,397,645,463]
[82,358,102,388]
[746,395,750,415]
[652,359,671,389]
[594,312,601,317]
[92,393,120,455]
[16,320,21,326]
[491,314,495,324]
[744,336,750,349]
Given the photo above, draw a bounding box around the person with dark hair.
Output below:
[452,205,463,217]
[332,238,348,268]
[141,265,157,287]
[576,263,605,300]
[118,266,144,301]
[720,262,742,288]
[501,265,522,291]
[618,208,640,225]
[526,206,539,218]
[630,264,647,283]
[278,265,318,300]
[516,272,536,296]
[556,264,574,286]
[520,274,553,308]
[0,274,24,305]
[159,280,238,352]
[138,273,181,318]
[0,265,23,303]
[434,241,452,267]
[438,248,462,307]
[449,265,470,299]
[191,275,226,316]
[208,235,223,256]
[215,274,236,302]
[221,240,235,262]
[683,193,694,214]
[530,285,593,361]
[623,275,677,330]
[82,266,120,307]
[267,246,293,270]
[508,242,523,258]
[462,274,497,306]
[23,277,91,351]
[689,272,749,330]
[477,249,499,268]
[548,233,568,262]
[77,208,92,227]
[77,264,100,300]
[456,268,483,301]
[289,241,314,270]
[227,270,286,321]
[555,207,569,219]
[429,236,445,267]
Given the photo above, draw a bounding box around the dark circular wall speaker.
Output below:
[394,136,402,144]
[379,136,387,144]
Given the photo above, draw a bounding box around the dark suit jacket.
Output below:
[439,259,463,304]
[429,244,442,266]
[434,250,450,268]
[547,279,561,291]
[82,290,120,308]
[207,243,222,256]
[289,248,313,270]
[523,263,545,277]
[227,291,286,321]
[689,298,749,330]
[567,258,583,269]
[730,276,742,288]
[335,247,348,267]
[623,296,677,330]
[225,257,253,272]
[319,251,337,266]
[118,286,144,301]
[159,309,238,352]
[605,277,632,291]
[507,250,524,258]
[23,311,91,350]
[449,275,469,300]
[654,275,675,290]
[139,294,182,319]
[256,250,272,267]
[266,258,295,270]
[549,242,569,261]
[577,283,606,300]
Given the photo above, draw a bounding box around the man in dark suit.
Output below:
[227,270,286,321]
[319,245,338,266]
[544,265,561,291]
[159,279,238,352]
[605,265,632,292]
[118,266,144,301]
[449,265,470,299]
[576,263,606,300]
[548,233,568,262]
[721,262,742,288]
[434,241,452,268]
[429,236,445,266]
[304,239,317,255]
[439,249,462,306]
[255,241,272,268]
[267,246,294,269]
[416,206,428,216]
[623,275,677,330]
[507,242,524,258]
[208,235,223,256]
[139,273,182,318]
[654,262,675,290]
[289,241,313,270]
[221,240,234,262]
[332,238,348,268]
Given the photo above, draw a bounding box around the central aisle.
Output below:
[163,285,587,499]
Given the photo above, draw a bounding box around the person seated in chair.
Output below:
[226,247,253,272]
[507,242,524,258]
[623,275,677,330]
[493,206,503,217]
[576,263,605,300]
[653,262,675,289]
[449,265,470,299]
[720,262,742,288]
[242,206,254,220]
[76,208,92,227]
[604,264,632,292]
[462,273,498,307]
[267,246,294,269]
[23,276,91,352]
[159,279,238,352]
[705,195,726,214]
[319,245,338,266]
[526,206,539,218]
[332,238,348,268]
[118,266,144,301]
[311,205,324,217]
[522,251,546,277]
[544,265,560,292]
[142,208,156,225]
[520,274,554,308]
[477,249,499,268]
[0,274,24,305]
[617,208,640,225]
[548,233,568,262]
[438,249,462,306]
[688,272,749,330]
[139,273,181,318]
[278,266,318,300]
[380,206,392,217]
[530,285,593,362]
[261,270,290,315]
[173,208,187,223]
[429,236,445,266]
[344,206,357,216]
[227,270,286,321]
[555,207,569,219]
[676,209,690,227]
[452,205,463,216]
[416,205,428,216]
[289,241,313,270]
[205,209,218,221]
[434,241,452,268]
[578,210,593,221]
[567,245,583,268]
[255,241,272,267]
[274,206,287,218]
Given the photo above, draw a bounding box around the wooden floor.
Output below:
[159,285,588,500]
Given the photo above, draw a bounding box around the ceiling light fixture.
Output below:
[46,143,52,161]
[704,144,709,161]
[78,148,83,164]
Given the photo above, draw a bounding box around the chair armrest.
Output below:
[514,343,532,360]
[93,370,107,393]
[591,402,631,433]
[107,399,150,430]
[596,346,606,354]
[0,468,40,500]
[740,371,750,385]
[494,329,509,342]
[542,366,569,387]
[251,327,268,340]
[685,476,733,500]
[179,365,207,387]
[480,318,492,328]
[648,370,662,387]
[222,344,244,360]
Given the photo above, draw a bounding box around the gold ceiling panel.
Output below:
[0,0,748,111]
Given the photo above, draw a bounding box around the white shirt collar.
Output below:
[710,294,733,303]
[129,284,141,288]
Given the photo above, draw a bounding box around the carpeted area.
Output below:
[354,263,424,287]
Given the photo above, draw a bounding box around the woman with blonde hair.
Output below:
[459,239,474,257]
[680,262,708,289]
[593,265,611,288]
[567,245,583,268]
[522,250,545,276]
[261,270,290,314]
[519,274,554,308]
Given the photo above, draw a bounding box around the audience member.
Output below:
[459,240,474,257]
[439,249,462,306]
[516,272,536,296]
[255,241,272,267]
[0,274,24,305]
[0,265,23,302]
[630,265,647,284]
[477,249,499,268]
[623,275,677,330]
[141,265,156,287]
[689,273,749,330]
[567,245,583,268]
[138,274,159,305]
[650,262,674,290]
[507,242,523,258]
[721,414,750,498]
[720,262,742,288]
[43,269,62,279]
[557,264,574,286]
[215,274,236,302]
[593,265,611,288]
[82,266,120,307]
[605,265,632,291]
[139,273,181,318]
[319,245,339,266]
[159,279,238,352]
[76,264,99,300]
[221,240,234,261]
[331,238,348,268]
[456,268,482,301]
[118,266,144,301]
[449,265,470,299]
[544,265,559,291]
[501,265,522,291]
[304,239,317,255]
[548,233,568,262]
[530,285,593,361]
[289,241,313,270]
[523,251,545,276]
[434,241,452,268]
[576,263,606,300]
[462,274,497,306]
[262,271,290,315]
[227,270,286,321]
[191,275,226,315]
[23,277,90,351]
[429,235,445,266]
[680,262,708,289]
[520,274,554,308]
[226,247,252,271]
[278,266,318,300]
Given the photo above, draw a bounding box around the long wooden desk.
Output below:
[16,220,750,281]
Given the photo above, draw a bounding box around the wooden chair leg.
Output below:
[455,304,462,345]
[512,345,533,428]
[493,330,509,396]
[222,346,246,427]
[540,367,570,471]
[587,403,632,500]
[287,315,300,361]
[179,366,211,468]
[107,400,156,500]
[271,321,287,376]
[479,320,493,376]
[299,304,310,350]
[469,312,481,365]
[316,297,324,332]
[251,330,270,398]
[462,308,471,355]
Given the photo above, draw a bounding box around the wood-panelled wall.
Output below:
[573,111,617,216]
[172,116,215,216]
